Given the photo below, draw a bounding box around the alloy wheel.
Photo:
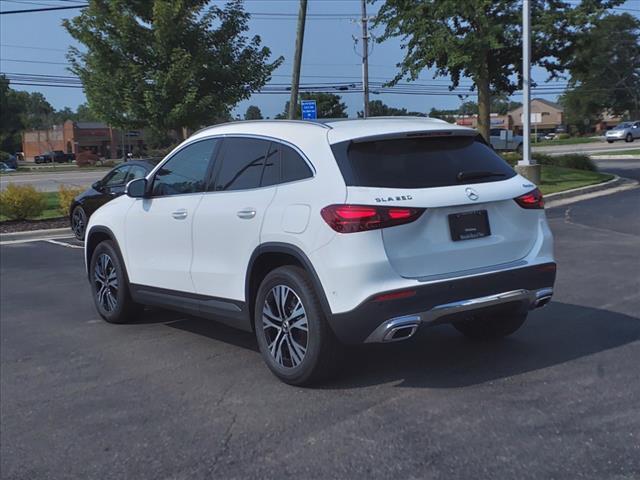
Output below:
[262,285,308,368]
[71,208,85,239]
[94,253,119,312]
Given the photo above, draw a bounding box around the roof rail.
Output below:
[191,119,332,136]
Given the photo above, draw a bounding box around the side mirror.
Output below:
[126,178,148,198]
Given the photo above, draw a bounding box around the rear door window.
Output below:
[332,135,516,189]
[211,138,271,191]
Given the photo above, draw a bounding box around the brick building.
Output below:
[22,120,146,162]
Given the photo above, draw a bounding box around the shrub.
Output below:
[500,152,520,167]
[0,184,47,220]
[500,152,596,172]
[58,185,84,216]
[557,133,571,140]
[0,151,10,163]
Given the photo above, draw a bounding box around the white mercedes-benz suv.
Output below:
[85,118,556,385]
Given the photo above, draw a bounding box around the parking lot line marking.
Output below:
[0,235,76,246]
[45,239,83,249]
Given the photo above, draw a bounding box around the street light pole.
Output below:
[361,0,370,118]
[516,0,541,184]
[522,0,531,166]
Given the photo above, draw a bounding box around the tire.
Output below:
[453,307,527,340]
[516,143,523,155]
[254,266,341,386]
[71,205,87,241]
[626,133,633,143]
[89,240,143,324]
[607,140,614,144]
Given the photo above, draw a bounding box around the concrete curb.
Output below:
[0,227,73,244]
[544,174,628,202]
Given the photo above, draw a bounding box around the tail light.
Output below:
[514,188,545,209]
[321,204,425,233]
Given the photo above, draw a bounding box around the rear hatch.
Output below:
[331,132,540,279]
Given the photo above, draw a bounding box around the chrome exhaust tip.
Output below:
[384,324,419,342]
[365,315,421,343]
[533,288,554,309]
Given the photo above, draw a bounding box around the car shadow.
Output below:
[138,302,639,389]
[329,302,640,389]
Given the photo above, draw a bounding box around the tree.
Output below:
[491,93,522,115]
[64,0,282,143]
[244,105,263,120]
[275,93,348,119]
[374,0,622,141]
[356,100,425,117]
[561,13,640,128]
[429,107,457,123]
[0,76,26,153]
[9,91,55,130]
[459,101,479,116]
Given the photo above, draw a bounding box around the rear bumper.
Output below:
[328,262,556,344]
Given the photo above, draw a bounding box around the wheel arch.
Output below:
[245,243,333,328]
[85,226,125,280]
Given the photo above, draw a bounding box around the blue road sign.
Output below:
[301,100,317,120]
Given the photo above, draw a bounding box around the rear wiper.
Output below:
[457,170,507,181]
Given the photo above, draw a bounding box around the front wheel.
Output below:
[89,240,142,324]
[254,266,341,386]
[626,133,634,143]
[71,205,87,240]
[607,140,614,144]
[453,308,527,340]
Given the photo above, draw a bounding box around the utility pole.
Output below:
[361,0,370,118]
[516,0,541,184]
[288,0,308,120]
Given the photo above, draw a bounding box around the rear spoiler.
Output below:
[349,129,479,144]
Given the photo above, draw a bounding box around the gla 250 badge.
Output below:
[375,195,413,203]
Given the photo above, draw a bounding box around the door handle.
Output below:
[172,209,188,220]
[237,209,256,219]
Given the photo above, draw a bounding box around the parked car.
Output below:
[490,128,524,153]
[34,150,75,164]
[0,162,16,173]
[84,118,556,385]
[69,159,159,240]
[605,121,640,143]
[3,154,18,169]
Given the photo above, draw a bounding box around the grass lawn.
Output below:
[540,165,614,195]
[591,148,640,157]
[0,191,62,222]
[534,137,601,146]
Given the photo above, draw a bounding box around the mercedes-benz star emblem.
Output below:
[465,187,479,201]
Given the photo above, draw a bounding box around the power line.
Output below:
[0,3,87,14]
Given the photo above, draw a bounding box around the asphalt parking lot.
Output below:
[1,187,639,479]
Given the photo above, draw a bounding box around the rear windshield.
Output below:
[331,135,516,189]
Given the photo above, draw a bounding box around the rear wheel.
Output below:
[607,140,614,144]
[90,240,142,324]
[626,133,633,143]
[254,266,341,386]
[71,206,87,240]
[453,308,527,340]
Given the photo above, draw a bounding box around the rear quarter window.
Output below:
[331,135,516,189]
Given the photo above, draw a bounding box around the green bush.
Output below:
[500,152,596,171]
[58,185,84,216]
[556,133,571,140]
[0,184,47,220]
[0,151,10,163]
[534,153,596,171]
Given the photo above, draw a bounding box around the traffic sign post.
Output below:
[301,100,317,120]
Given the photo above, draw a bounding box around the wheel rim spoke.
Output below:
[262,284,308,369]
[94,253,118,312]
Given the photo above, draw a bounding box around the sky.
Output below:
[1,0,639,119]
